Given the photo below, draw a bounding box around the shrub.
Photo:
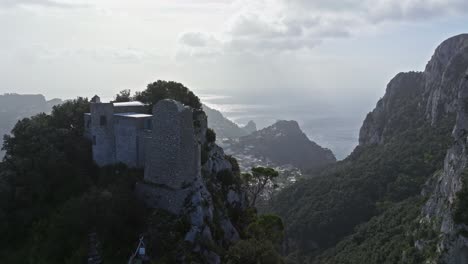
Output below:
[206,128,216,143]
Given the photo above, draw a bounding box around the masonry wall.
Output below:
[91,103,116,166]
[144,100,199,188]
[114,117,136,167]
[138,130,152,168]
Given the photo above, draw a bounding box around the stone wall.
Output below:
[140,99,201,214]
[138,130,152,168]
[114,116,150,168]
[144,100,199,188]
[91,103,116,166]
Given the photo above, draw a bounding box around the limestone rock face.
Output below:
[421,45,468,264]
[425,34,468,124]
[360,34,468,263]
[359,34,468,146]
[359,72,425,145]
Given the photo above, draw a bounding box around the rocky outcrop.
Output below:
[360,34,468,147]
[359,72,425,145]
[421,42,468,263]
[360,34,468,263]
[242,121,257,134]
[225,120,336,171]
[202,104,249,140]
[424,34,468,124]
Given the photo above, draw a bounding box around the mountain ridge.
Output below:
[269,33,468,263]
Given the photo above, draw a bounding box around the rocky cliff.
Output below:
[242,120,257,134]
[202,104,253,140]
[360,34,468,263]
[420,38,468,263]
[225,120,336,172]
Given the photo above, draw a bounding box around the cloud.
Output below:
[177,0,468,55]
[177,32,223,59]
[367,0,468,23]
[0,0,89,9]
[179,32,215,47]
[9,45,162,65]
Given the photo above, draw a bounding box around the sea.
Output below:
[202,95,366,160]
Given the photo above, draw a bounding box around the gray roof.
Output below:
[114,112,152,118]
[113,101,145,107]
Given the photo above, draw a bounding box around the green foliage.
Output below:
[225,155,241,174]
[454,169,468,226]
[0,91,284,263]
[217,169,242,188]
[134,80,202,110]
[225,239,284,264]
[114,89,132,102]
[28,175,147,263]
[226,214,285,264]
[146,209,191,263]
[316,198,439,264]
[1,98,94,238]
[246,214,284,245]
[269,89,455,259]
[243,167,279,207]
[206,128,217,143]
[0,98,148,263]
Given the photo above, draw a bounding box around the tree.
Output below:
[226,214,285,264]
[134,80,202,110]
[114,89,132,102]
[242,167,279,207]
[206,128,216,143]
[1,98,94,246]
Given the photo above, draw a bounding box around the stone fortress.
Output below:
[84,95,207,214]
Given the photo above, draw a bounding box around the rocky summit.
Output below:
[268,33,468,263]
[202,104,253,140]
[225,120,336,172]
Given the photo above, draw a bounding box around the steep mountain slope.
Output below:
[202,104,254,139]
[269,34,468,263]
[225,120,336,172]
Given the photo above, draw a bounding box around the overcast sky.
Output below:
[1,0,468,117]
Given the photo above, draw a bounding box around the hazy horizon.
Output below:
[2,0,468,158]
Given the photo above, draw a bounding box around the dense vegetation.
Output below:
[0,81,284,263]
[115,80,202,110]
[316,197,439,264]
[0,98,147,263]
[269,75,455,262]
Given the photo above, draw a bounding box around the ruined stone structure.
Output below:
[84,97,152,168]
[84,97,204,214]
[85,96,248,263]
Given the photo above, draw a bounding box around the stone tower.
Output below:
[138,99,201,214]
